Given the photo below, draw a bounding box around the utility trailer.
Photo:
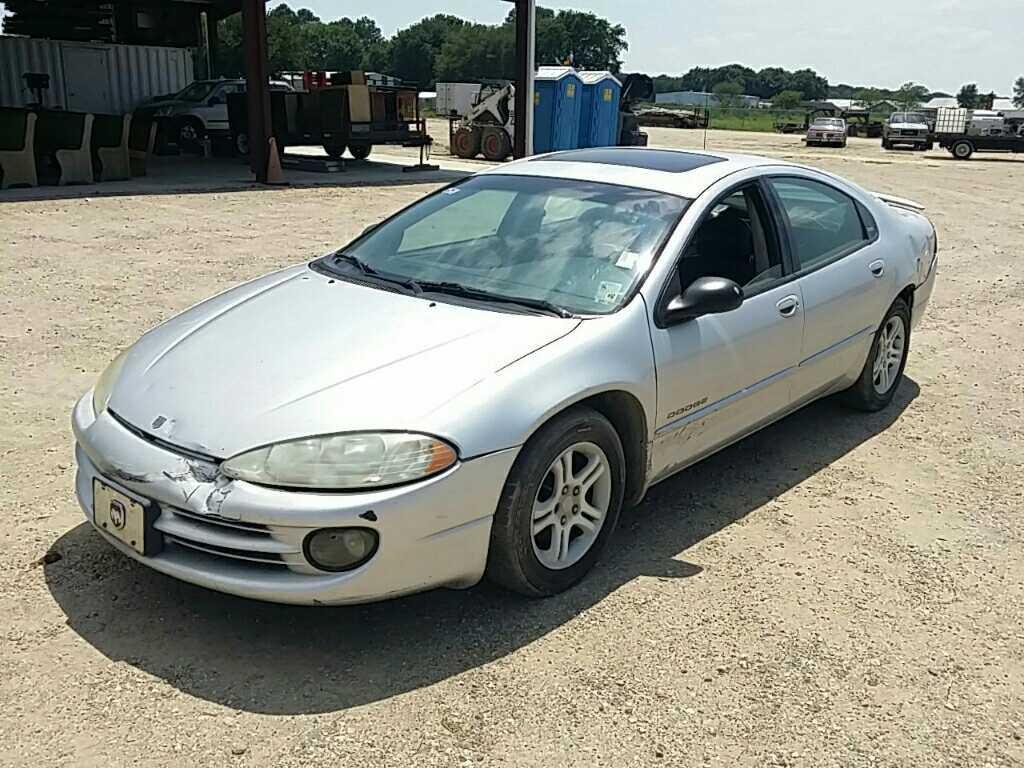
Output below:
[934,107,1024,160]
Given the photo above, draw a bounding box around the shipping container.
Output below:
[533,66,583,153]
[577,71,621,148]
[0,36,193,114]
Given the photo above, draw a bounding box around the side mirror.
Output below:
[662,276,743,325]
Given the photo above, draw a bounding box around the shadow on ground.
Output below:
[46,380,918,715]
[0,153,469,204]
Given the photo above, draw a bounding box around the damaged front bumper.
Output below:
[71,394,518,605]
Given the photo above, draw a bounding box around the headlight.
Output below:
[92,348,129,415]
[221,432,458,490]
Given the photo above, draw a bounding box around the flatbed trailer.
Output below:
[934,107,1024,160]
[938,134,1024,160]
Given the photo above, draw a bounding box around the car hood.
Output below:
[108,265,580,458]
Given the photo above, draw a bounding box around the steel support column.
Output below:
[240,0,270,182]
[512,0,535,158]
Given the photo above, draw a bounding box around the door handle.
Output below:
[869,259,885,278]
[776,295,800,317]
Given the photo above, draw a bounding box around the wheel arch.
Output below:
[527,389,649,508]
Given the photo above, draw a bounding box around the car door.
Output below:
[196,83,237,133]
[766,176,893,405]
[647,180,804,484]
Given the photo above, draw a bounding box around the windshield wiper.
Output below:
[415,280,574,318]
[329,253,422,294]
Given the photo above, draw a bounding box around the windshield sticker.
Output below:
[442,188,461,195]
[615,250,641,270]
[597,281,625,305]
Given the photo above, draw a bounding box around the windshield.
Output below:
[331,174,688,315]
[812,118,844,128]
[891,113,926,124]
[175,82,217,102]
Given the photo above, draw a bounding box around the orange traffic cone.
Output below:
[266,137,286,185]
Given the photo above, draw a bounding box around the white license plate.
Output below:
[93,479,152,555]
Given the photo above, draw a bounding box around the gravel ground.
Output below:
[1,129,1023,767]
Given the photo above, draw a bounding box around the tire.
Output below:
[452,126,482,159]
[348,142,372,161]
[480,127,512,161]
[323,144,346,160]
[841,298,911,412]
[177,118,205,152]
[486,407,626,597]
[925,142,934,152]
[882,138,891,150]
[234,132,249,157]
[952,140,974,160]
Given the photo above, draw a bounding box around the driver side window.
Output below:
[677,184,783,293]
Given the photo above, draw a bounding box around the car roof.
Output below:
[485,147,795,199]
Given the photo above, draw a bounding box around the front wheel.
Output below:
[841,298,911,412]
[486,407,625,596]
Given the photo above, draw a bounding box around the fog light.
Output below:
[304,527,379,572]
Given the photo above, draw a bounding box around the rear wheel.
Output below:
[486,407,625,596]
[952,140,974,160]
[451,126,482,158]
[480,127,512,161]
[841,298,911,412]
[323,144,346,160]
[348,142,372,161]
[234,132,249,157]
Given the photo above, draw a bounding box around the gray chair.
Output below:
[0,108,38,189]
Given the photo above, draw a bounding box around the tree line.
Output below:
[215,5,627,86]
[655,65,1024,111]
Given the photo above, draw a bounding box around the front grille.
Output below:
[154,506,303,568]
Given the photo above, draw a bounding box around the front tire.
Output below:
[348,142,372,161]
[486,407,625,597]
[841,298,911,412]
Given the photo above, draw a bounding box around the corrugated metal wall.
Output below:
[0,36,194,112]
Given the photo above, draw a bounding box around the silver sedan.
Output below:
[73,148,938,604]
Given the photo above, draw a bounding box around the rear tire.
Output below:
[486,407,625,597]
[452,126,482,159]
[952,140,974,160]
[323,144,346,160]
[348,142,372,161]
[841,298,911,412]
[480,127,512,161]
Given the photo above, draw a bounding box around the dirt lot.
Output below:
[1,129,1022,768]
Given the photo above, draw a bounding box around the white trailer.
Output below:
[435,82,483,117]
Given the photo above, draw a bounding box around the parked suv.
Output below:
[138,79,292,150]
[882,112,933,151]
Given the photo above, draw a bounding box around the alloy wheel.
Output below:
[872,315,906,394]
[531,442,612,570]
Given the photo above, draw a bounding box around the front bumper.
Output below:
[805,133,845,145]
[71,395,518,605]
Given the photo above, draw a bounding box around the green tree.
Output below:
[771,90,803,110]
[534,9,627,70]
[436,23,515,82]
[1015,77,1024,108]
[894,81,929,110]
[712,80,744,108]
[855,87,884,106]
[957,83,979,108]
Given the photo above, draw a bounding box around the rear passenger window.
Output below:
[769,178,867,271]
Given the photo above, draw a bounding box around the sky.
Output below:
[1,0,1018,94]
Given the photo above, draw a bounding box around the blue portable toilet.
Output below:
[533,67,584,153]
[577,71,622,148]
